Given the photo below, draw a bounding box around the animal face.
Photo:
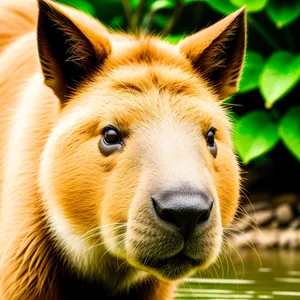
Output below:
[38,0,244,283]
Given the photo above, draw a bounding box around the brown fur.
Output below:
[0,0,246,299]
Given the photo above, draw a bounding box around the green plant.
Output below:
[58,0,300,168]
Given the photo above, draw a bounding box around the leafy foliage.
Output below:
[239,51,265,93]
[266,0,300,28]
[279,106,300,161]
[233,110,279,164]
[60,0,96,16]
[203,0,237,15]
[230,0,268,13]
[57,0,300,167]
[260,51,300,109]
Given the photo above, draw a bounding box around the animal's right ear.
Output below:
[178,7,246,100]
[37,0,111,103]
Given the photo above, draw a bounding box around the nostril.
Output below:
[152,197,178,226]
[160,210,178,226]
[152,192,214,238]
[197,201,214,224]
[152,196,160,214]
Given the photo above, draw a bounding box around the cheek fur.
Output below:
[44,135,110,234]
[101,149,142,226]
[213,142,240,227]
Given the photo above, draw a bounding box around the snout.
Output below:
[151,189,213,239]
[126,186,222,280]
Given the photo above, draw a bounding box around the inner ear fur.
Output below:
[179,7,247,100]
[37,0,111,103]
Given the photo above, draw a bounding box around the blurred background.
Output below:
[57,0,300,298]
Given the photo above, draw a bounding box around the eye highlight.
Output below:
[99,126,123,156]
[206,128,217,158]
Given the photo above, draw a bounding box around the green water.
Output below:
[175,249,300,299]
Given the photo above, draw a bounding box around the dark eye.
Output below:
[103,127,121,145]
[206,128,217,157]
[99,126,123,156]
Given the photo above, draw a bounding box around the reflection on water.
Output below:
[175,249,300,299]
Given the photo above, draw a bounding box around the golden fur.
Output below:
[0,0,246,299]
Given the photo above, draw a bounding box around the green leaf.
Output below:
[259,51,300,109]
[266,0,300,28]
[152,14,169,28]
[224,96,234,103]
[164,34,186,44]
[60,0,124,24]
[233,110,280,164]
[239,51,265,93]
[230,0,268,12]
[203,0,237,15]
[150,0,175,11]
[130,0,140,9]
[59,0,96,16]
[227,111,239,125]
[108,16,125,29]
[183,0,205,3]
[279,106,300,161]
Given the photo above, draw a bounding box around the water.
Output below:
[175,249,300,299]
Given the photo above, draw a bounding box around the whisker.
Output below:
[79,226,126,244]
[80,223,127,239]
[79,224,127,244]
[84,233,127,253]
[224,236,245,278]
[99,237,127,261]
[224,229,262,265]
[115,260,129,273]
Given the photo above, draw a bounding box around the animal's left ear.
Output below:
[178,7,246,100]
[37,0,111,103]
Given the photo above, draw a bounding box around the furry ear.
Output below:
[178,7,246,100]
[37,0,111,102]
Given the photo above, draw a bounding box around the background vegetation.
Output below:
[58,0,300,197]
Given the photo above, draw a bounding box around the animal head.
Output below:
[38,0,245,283]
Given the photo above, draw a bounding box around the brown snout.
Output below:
[151,188,214,239]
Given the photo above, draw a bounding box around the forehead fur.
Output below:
[109,36,191,68]
[61,37,233,149]
[67,37,231,130]
[88,36,217,96]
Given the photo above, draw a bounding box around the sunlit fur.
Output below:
[0,0,245,299]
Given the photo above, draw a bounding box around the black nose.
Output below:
[152,189,213,238]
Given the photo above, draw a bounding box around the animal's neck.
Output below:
[59,245,148,292]
[59,268,146,299]
[59,266,173,300]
